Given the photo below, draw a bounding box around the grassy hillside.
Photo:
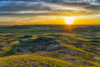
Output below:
[0,25,100,67]
[0,55,73,67]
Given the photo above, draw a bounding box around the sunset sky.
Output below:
[0,0,100,25]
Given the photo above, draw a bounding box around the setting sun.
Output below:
[65,17,75,25]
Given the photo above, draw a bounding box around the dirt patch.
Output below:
[6,39,15,44]
[46,46,66,52]
[93,56,100,60]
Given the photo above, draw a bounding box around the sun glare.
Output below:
[65,17,75,25]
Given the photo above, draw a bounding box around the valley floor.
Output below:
[0,25,100,67]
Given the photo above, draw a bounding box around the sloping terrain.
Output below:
[0,25,100,67]
[0,55,73,67]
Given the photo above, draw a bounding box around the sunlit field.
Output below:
[0,25,100,67]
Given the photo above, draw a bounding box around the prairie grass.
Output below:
[0,25,100,67]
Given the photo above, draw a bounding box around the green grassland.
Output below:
[0,25,100,67]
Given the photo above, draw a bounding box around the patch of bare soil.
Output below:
[93,56,100,60]
[46,46,66,52]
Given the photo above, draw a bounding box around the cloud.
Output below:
[0,0,100,25]
[0,1,97,15]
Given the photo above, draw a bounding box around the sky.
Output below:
[0,0,100,25]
